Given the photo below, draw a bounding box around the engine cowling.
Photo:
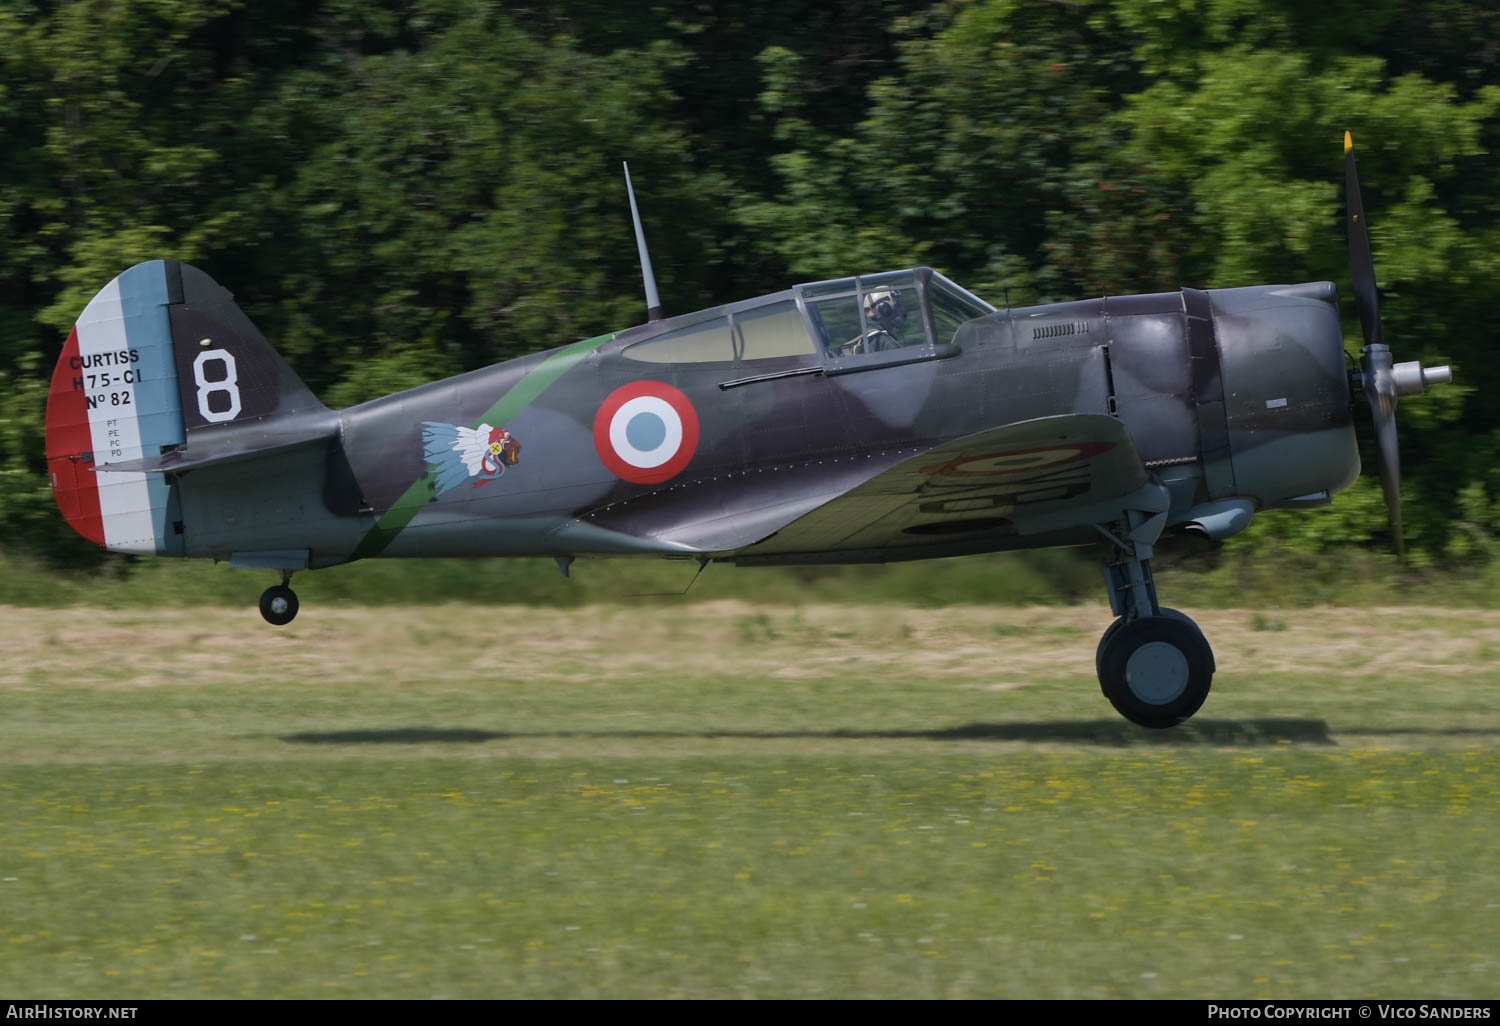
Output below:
[1197,281,1361,514]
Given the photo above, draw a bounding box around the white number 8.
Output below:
[193,349,242,423]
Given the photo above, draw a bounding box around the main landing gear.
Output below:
[1094,511,1215,728]
[259,571,300,626]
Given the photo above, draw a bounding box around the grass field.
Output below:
[3,601,1499,998]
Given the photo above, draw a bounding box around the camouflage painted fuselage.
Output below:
[47,262,1357,571]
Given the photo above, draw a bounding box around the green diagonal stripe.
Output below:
[349,331,614,560]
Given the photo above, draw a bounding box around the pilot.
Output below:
[841,287,908,355]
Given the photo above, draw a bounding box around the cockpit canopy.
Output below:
[622,267,993,365]
[797,268,994,359]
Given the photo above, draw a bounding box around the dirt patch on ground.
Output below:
[7,602,1499,690]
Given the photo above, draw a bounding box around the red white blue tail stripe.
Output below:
[46,261,185,553]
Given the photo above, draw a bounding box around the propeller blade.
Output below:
[1363,346,1404,558]
[1374,415,1404,559]
[1347,132,1404,556]
[1345,131,1382,348]
[1345,133,1453,557]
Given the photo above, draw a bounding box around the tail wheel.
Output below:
[259,585,299,626]
[1097,615,1213,728]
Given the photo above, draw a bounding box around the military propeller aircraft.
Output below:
[45,136,1450,728]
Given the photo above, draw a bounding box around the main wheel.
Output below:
[259,585,299,626]
[1097,615,1213,728]
[1095,607,1213,679]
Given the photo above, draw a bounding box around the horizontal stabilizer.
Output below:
[93,411,339,474]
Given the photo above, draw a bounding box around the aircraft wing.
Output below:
[725,414,1152,559]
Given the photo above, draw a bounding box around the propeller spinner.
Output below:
[1344,131,1452,556]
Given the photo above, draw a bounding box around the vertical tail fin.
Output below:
[45,260,328,553]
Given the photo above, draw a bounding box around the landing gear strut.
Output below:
[1095,510,1214,728]
[259,571,299,626]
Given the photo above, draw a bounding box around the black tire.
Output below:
[1095,607,1213,681]
[1097,615,1214,729]
[1096,616,1126,679]
[259,585,299,626]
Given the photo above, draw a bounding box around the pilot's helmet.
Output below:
[864,287,906,330]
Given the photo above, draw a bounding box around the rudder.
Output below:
[47,261,184,553]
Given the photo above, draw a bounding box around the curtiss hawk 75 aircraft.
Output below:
[45,136,1451,728]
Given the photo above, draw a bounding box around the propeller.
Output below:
[1344,131,1452,557]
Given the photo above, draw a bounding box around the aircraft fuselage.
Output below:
[159,272,1357,570]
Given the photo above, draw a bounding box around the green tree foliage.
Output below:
[746,0,1500,560]
[1,0,1498,569]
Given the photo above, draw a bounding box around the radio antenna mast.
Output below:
[623,162,663,322]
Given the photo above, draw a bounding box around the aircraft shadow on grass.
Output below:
[271,719,1497,748]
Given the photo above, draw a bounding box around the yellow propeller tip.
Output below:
[1344,130,1353,154]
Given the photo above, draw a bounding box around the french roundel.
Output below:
[593,381,700,485]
